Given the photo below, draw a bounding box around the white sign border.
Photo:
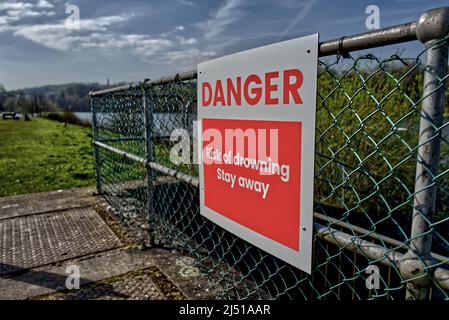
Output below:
[197,34,319,274]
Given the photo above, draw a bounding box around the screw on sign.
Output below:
[198,34,319,273]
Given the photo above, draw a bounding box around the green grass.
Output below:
[0,118,95,197]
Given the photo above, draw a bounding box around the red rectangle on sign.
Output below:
[202,118,302,251]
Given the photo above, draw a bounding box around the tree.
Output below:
[57,90,66,109]
[0,84,6,111]
[31,93,39,115]
[38,94,59,113]
[3,97,17,112]
[17,95,32,114]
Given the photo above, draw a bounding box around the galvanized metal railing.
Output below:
[90,7,449,300]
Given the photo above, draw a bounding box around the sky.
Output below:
[0,0,448,90]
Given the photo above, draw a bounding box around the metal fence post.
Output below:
[90,93,102,193]
[143,83,155,217]
[400,7,449,300]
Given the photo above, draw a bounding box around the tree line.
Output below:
[0,82,126,114]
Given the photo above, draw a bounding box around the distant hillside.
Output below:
[0,82,128,112]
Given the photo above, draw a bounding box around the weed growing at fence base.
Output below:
[0,118,95,196]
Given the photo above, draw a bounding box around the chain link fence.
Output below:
[90,8,449,300]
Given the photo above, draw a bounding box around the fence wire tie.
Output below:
[174,74,182,84]
[336,36,352,61]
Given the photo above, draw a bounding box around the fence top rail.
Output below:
[89,6,449,98]
[89,70,197,97]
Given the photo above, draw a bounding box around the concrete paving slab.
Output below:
[0,186,226,300]
[0,207,122,275]
[0,187,97,220]
[0,249,159,300]
[50,272,167,300]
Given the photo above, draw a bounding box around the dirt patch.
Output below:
[94,199,138,248]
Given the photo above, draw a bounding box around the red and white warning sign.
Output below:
[198,34,318,273]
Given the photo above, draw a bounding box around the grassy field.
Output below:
[0,118,95,197]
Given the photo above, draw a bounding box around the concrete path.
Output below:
[0,187,215,300]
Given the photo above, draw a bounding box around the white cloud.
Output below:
[12,15,215,66]
[1,2,216,69]
[13,15,131,50]
[0,1,55,28]
[177,0,195,6]
[6,8,54,19]
[78,15,130,31]
[165,48,215,64]
[36,0,53,8]
[177,36,197,45]
[0,2,33,11]
[196,0,247,40]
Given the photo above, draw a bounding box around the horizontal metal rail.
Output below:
[97,136,145,143]
[93,139,449,290]
[319,22,416,56]
[314,223,449,291]
[314,222,402,268]
[314,212,449,264]
[93,141,199,187]
[94,141,147,165]
[90,70,197,97]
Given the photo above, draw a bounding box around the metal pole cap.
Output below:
[416,7,449,44]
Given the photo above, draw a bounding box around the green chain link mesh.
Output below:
[90,37,449,300]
